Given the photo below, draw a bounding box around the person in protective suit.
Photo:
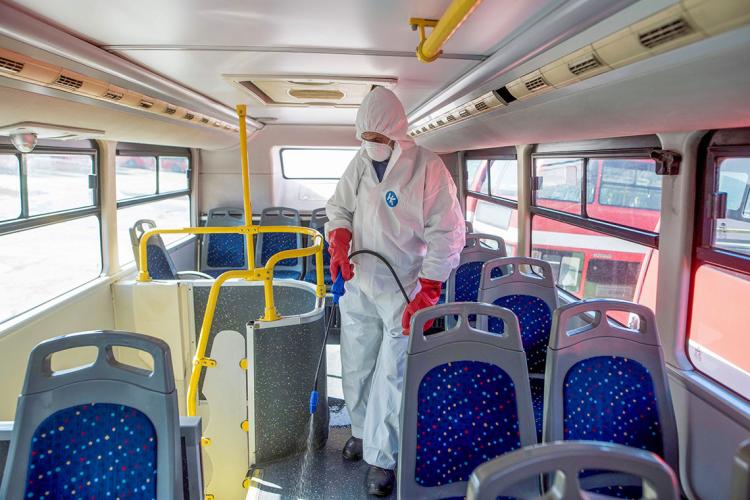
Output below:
[325,87,466,496]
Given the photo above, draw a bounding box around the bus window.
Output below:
[714,157,750,256]
[0,142,101,324]
[690,150,750,399]
[280,148,358,180]
[115,148,191,266]
[489,159,517,200]
[0,154,21,221]
[591,159,661,232]
[466,159,489,195]
[534,158,583,214]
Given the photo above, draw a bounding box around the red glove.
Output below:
[328,228,354,281]
[402,278,442,335]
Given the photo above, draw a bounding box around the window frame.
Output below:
[464,147,518,210]
[695,144,750,273]
[279,146,359,180]
[531,148,661,249]
[0,142,100,236]
[115,143,192,210]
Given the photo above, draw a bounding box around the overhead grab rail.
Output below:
[410,0,483,63]
[136,104,326,418]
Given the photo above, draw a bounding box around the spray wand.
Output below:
[308,250,410,414]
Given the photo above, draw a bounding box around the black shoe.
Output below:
[342,436,363,461]
[366,465,395,497]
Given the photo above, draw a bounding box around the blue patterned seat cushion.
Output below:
[304,240,332,285]
[206,233,246,268]
[415,361,521,487]
[147,243,175,280]
[563,356,664,455]
[24,403,157,499]
[273,269,301,279]
[488,295,551,374]
[530,378,544,441]
[304,269,332,286]
[453,262,503,303]
[260,233,300,267]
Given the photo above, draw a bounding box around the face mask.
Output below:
[363,140,392,162]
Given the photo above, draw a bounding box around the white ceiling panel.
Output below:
[8,0,559,55]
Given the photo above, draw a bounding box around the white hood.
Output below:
[355,87,412,144]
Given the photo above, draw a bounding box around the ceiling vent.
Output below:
[200,117,210,124]
[638,17,693,49]
[103,90,123,101]
[446,115,456,122]
[458,109,471,118]
[164,105,177,115]
[139,99,154,109]
[524,76,548,92]
[225,74,397,107]
[568,54,602,76]
[0,56,24,74]
[183,112,195,121]
[53,74,83,90]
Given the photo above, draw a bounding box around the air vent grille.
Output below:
[568,55,602,75]
[428,123,436,130]
[421,126,428,133]
[524,76,548,92]
[139,100,154,109]
[54,75,83,90]
[184,112,195,120]
[458,109,471,118]
[474,101,489,112]
[103,91,123,101]
[0,56,24,73]
[436,119,445,126]
[200,117,210,124]
[639,18,693,49]
[164,106,177,115]
[446,115,456,122]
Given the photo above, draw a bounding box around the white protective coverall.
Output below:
[325,87,466,469]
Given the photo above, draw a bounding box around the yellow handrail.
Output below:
[410,0,483,63]
[134,103,328,418]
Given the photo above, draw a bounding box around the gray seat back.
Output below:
[129,218,178,279]
[200,206,247,276]
[466,441,679,500]
[445,233,507,304]
[304,208,330,284]
[255,206,303,278]
[0,330,183,500]
[478,257,559,376]
[399,302,537,500]
[544,300,679,488]
[732,438,750,500]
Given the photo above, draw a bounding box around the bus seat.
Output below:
[0,331,186,500]
[304,207,332,286]
[399,302,537,500]
[255,206,303,279]
[478,257,559,438]
[732,438,750,500]
[445,233,507,305]
[544,299,679,497]
[130,219,212,280]
[200,207,247,278]
[466,441,679,500]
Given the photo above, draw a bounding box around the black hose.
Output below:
[348,249,410,305]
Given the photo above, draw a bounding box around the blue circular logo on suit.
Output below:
[385,191,399,208]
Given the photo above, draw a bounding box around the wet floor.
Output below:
[247,398,396,500]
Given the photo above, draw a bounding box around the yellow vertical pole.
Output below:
[237,104,255,272]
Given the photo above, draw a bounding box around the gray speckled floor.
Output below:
[247,398,395,500]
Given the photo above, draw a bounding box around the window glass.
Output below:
[26,154,94,215]
[116,156,156,200]
[534,158,583,214]
[714,157,750,257]
[489,159,518,200]
[281,148,357,179]
[117,195,191,266]
[589,159,661,231]
[0,154,21,221]
[466,159,489,194]
[159,156,189,193]
[531,215,652,300]
[689,264,750,400]
[0,216,101,323]
[466,195,517,255]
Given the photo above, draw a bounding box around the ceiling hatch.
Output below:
[225,75,397,107]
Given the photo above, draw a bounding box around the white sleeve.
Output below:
[420,155,466,282]
[324,156,362,236]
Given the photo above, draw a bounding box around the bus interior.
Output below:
[0,0,749,498]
